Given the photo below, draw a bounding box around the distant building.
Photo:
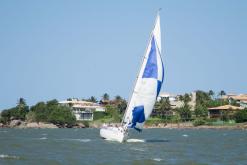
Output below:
[240,101,247,108]
[158,92,196,110]
[157,92,182,111]
[208,105,244,119]
[59,99,105,121]
[221,94,247,108]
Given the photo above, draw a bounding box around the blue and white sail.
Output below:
[123,13,164,131]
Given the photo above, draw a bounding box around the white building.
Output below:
[59,99,105,121]
[222,94,247,108]
[158,92,196,111]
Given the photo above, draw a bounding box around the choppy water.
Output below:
[0,128,246,165]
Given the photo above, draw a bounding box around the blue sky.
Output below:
[0,0,246,110]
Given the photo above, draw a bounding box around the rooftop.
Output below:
[208,105,244,111]
[59,99,103,108]
[222,94,247,101]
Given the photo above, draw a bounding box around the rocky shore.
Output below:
[0,120,58,128]
[0,120,86,129]
[144,122,247,130]
[88,122,247,130]
[1,120,247,130]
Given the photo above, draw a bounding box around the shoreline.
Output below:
[1,121,247,130]
[144,124,247,130]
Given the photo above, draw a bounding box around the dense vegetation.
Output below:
[1,99,76,127]
[93,95,127,123]
[234,109,247,123]
[151,90,247,126]
[29,99,76,127]
[1,90,247,128]
[0,98,29,124]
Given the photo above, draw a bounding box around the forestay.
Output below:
[123,13,164,131]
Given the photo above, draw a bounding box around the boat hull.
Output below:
[100,126,127,143]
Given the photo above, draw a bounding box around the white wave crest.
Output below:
[126,139,145,143]
[0,130,8,133]
[77,139,91,142]
[130,147,145,152]
[0,154,20,159]
[153,158,162,161]
[59,138,91,142]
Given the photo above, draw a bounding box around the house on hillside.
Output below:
[158,92,196,110]
[221,94,247,108]
[208,105,244,119]
[153,92,196,118]
[240,101,247,108]
[59,99,105,121]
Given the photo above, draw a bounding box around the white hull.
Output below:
[100,126,127,143]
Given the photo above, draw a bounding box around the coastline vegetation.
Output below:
[0,98,76,127]
[1,90,247,128]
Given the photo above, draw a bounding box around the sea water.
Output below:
[0,128,246,165]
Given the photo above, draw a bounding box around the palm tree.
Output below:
[208,90,214,99]
[17,98,28,111]
[219,90,226,98]
[178,93,191,105]
[88,96,97,103]
[102,93,110,101]
[156,97,171,120]
[177,93,193,121]
[114,95,122,103]
[184,93,192,104]
[113,95,127,114]
[16,97,28,120]
[177,104,192,121]
[17,98,26,107]
[117,99,127,114]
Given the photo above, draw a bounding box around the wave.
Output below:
[126,139,145,143]
[127,139,169,143]
[75,139,91,142]
[58,138,91,143]
[130,147,145,152]
[0,154,20,159]
[153,158,162,162]
[182,134,189,137]
[0,130,8,133]
[36,137,91,142]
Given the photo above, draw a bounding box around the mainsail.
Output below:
[123,13,164,131]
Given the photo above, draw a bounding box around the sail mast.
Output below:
[121,10,161,125]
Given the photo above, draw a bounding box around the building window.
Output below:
[80,113,93,120]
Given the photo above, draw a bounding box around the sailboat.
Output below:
[100,11,164,143]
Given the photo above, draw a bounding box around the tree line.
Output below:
[0,98,76,127]
[0,93,127,127]
[154,90,247,125]
[1,91,247,127]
